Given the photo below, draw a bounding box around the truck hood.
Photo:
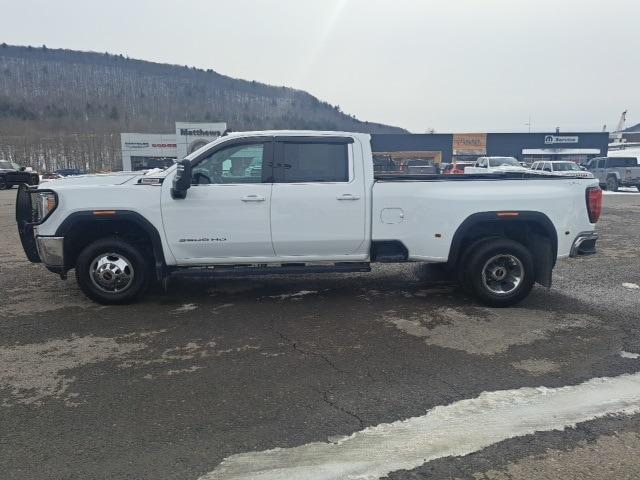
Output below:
[41,172,141,188]
[491,165,529,173]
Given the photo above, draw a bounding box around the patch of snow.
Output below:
[173,303,198,313]
[622,283,640,290]
[603,187,640,195]
[621,351,640,359]
[268,290,318,300]
[201,372,640,480]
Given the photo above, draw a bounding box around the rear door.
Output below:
[270,136,367,258]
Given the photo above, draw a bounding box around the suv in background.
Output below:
[0,160,39,190]
[404,159,437,175]
[530,161,593,178]
[586,157,640,191]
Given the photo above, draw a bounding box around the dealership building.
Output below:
[121,122,227,171]
[121,124,608,171]
[370,132,609,166]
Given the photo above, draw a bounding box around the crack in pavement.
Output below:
[270,323,346,374]
[321,389,366,429]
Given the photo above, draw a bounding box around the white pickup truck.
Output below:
[16,131,602,307]
[464,156,529,174]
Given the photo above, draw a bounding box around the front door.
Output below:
[161,139,275,263]
[269,137,367,258]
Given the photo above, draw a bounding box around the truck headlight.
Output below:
[35,191,57,222]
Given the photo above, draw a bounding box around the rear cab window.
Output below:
[274,138,352,183]
[606,157,638,168]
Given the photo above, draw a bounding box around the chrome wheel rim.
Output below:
[481,254,523,295]
[90,252,134,294]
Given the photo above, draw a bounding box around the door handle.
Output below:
[337,194,361,200]
[241,195,265,202]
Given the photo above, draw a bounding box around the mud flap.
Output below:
[529,233,553,288]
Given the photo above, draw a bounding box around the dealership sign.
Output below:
[453,133,487,155]
[124,142,149,149]
[179,128,222,137]
[544,135,579,145]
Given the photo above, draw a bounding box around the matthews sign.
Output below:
[175,122,227,159]
[179,128,223,137]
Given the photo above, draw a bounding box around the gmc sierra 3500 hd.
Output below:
[16,131,602,307]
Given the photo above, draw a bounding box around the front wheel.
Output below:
[466,238,535,307]
[0,176,7,190]
[75,237,149,304]
[606,176,619,192]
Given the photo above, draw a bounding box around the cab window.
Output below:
[192,143,267,184]
[274,141,349,183]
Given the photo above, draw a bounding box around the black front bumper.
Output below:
[15,184,41,263]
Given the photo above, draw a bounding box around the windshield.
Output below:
[0,160,13,170]
[553,162,580,171]
[489,157,520,167]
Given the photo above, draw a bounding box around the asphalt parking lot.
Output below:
[1,188,640,480]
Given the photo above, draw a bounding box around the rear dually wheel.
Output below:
[466,238,535,307]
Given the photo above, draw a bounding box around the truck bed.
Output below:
[371,175,597,262]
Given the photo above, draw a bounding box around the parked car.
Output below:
[55,168,85,177]
[0,160,39,190]
[403,159,437,175]
[443,161,475,175]
[585,157,640,191]
[17,131,600,308]
[464,156,529,174]
[373,155,399,174]
[530,161,594,178]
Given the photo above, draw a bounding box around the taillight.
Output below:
[586,186,602,223]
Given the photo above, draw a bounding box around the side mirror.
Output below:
[19,166,26,172]
[171,160,192,199]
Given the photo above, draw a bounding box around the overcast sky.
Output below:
[2,0,638,132]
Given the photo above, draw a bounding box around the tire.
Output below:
[466,238,535,308]
[606,176,619,192]
[456,236,502,292]
[0,176,7,190]
[75,237,149,304]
